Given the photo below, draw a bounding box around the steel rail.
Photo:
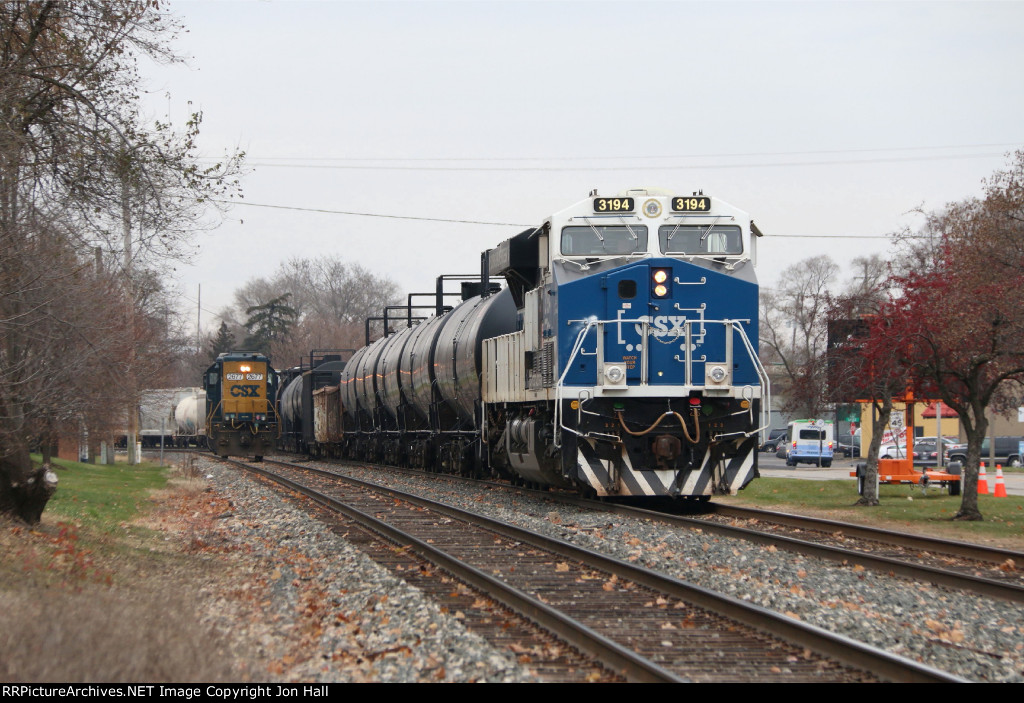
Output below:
[522,493,1024,604]
[251,458,965,683]
[707,503,1024,565]
[634,504,1024,604]
[233,459,685,683]
[331,459,1024,603]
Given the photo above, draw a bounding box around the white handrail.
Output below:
[554,317,769,446]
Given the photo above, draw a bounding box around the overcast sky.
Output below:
[141,1,1024,335]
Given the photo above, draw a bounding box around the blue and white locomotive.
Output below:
[333,188,768,499]
[482,188,767,498]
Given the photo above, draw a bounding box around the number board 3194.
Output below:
[672,196,711,212]
[593,197,634,213]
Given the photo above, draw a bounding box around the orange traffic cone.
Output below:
[978,463,989,494]
[994,467,1008,498]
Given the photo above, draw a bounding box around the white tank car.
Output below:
[173,390,206,446]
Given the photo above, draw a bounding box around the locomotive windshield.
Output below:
[561,225,648,257]
[658,224,742,255]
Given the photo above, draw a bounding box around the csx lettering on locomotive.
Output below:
[230,385,261,397]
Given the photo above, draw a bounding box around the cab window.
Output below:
[658,224,742,255]
[561,225,648,256]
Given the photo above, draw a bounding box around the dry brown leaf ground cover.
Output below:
[0,472,332,683]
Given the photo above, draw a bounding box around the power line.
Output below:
[177,292,231,322]
[221,200,531,226]
[767,234,899,239]
[222,199,913,238]
[244,151,1009,172]
[201,141,1022,164]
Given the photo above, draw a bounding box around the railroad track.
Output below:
[317,458,1024,604]
[694,503,1024,599]
[221,455,962,683]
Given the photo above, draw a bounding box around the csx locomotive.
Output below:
[293,188,769,499]
[203,351,279,460]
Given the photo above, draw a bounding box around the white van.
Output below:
[785,419,834,467]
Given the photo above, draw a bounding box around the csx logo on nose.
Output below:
[634,315,687,337]
[230,385,260,397]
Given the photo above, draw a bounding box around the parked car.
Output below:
[946,437,1024,467]
[836,432,860,458]
[879,442,917,460]
[913,440,941,468]
[760,428,787,452]
[879,436,955,460]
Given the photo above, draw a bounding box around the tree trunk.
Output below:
[40,423,55,464]
[856,397,891,506]
[0,441,58,524]
[955,412,985,521]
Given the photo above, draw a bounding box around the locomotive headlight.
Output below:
[707,364,728,384]
[604,364,626,385]
[240,365,251,372]
[651,268,671,298]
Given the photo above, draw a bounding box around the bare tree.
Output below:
[0,2,243,522]
[760,255,839,418]
[232,256,400,324]
[228,256,401,368]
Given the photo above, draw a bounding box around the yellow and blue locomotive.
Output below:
[203,351,279,460]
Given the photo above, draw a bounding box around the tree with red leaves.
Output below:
[879,151,1024,520]
[827,292,907,506]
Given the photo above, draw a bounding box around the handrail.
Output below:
[730,320,772,439]
[554,317,768,446]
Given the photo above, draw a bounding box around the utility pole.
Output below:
[122,166,138,466]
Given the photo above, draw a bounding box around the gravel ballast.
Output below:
[192,457,536,682]
[309,460,1024,682]
[195,456,1023,682]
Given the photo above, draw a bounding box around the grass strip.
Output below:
[40,455,170,532]
[722,477,1024,547]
